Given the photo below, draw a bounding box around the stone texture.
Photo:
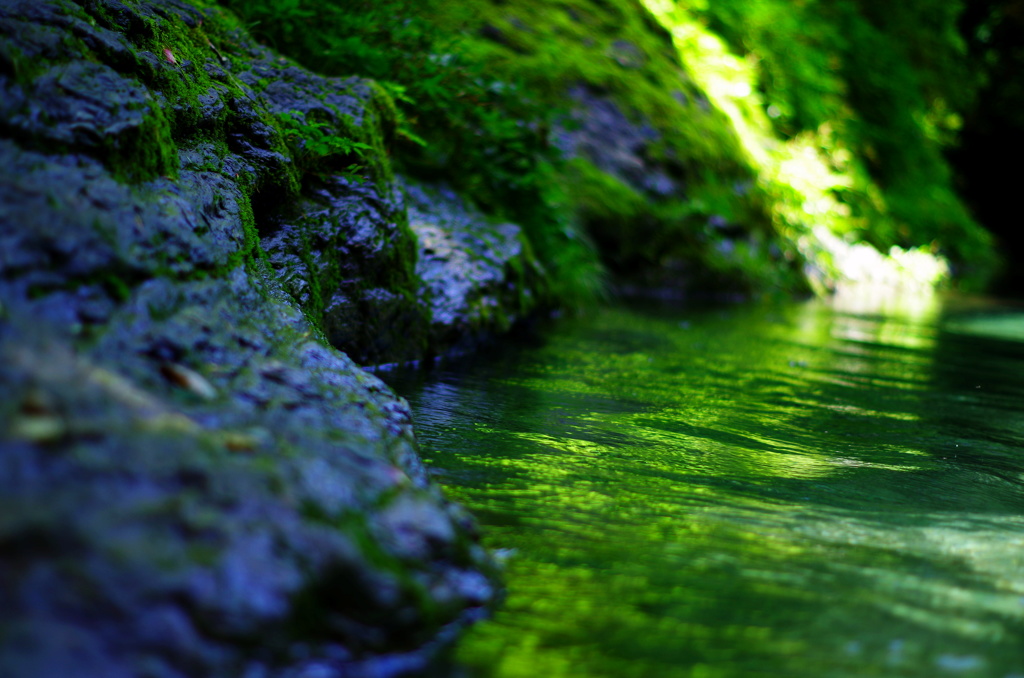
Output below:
[556,84,679,199]
[403,179,547,357]
[0,272,497,677]
[0,0,543,675]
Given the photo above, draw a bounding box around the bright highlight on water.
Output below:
[391,294,1024,678]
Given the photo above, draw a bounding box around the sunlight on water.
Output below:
[389,294,1024,678]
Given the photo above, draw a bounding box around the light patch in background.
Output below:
[944,313,1024,342]
[640,0,956,296]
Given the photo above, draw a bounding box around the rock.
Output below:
[0,0,527,674]
[555,84,679,199]
[607,39,646,69]
[261,175,429,366]
[0,269,499,677]
[402,178,547,355]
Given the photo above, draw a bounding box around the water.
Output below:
[387,292,1024,678]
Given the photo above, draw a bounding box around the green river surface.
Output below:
[387,291,1024,678]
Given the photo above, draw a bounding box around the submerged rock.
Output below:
[0,0,534,674]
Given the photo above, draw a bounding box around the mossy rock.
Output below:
[0,271,499,677]
[422,0,799,294]
[0,0,517,673]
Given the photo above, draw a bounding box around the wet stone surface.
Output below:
[402,178,547,356]
[0,0,541,675]
[1,271,498,677]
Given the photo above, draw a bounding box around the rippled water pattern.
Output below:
[391,295,1024,678]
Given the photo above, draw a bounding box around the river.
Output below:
[387,290,1024,678]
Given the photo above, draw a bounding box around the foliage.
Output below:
[216,0,602,308]
[214,0,1000,298]
[420,0,798,294]
[677,0,996,285]
[276,111,372,183]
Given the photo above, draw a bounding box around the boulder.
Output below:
[0,0,541,674]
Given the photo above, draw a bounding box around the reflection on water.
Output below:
[389,294,1024,678]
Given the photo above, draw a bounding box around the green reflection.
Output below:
[395,295,1024,678]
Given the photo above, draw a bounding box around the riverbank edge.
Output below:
[0,0,994,675]
[0,1,543,675]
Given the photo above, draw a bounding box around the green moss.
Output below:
[266,79,398,191]
[363,80,400,183]
[427,0,751,178]
[0,39,48,84]
[415,0,806,293]
[509,170,606,308]
[559,155,800,292]
[235,188,270,273]
[561,158,654,272]
[565,159,648,225]
[211,0,602,308]
[101,273,134,303]
[104,101,179,183]
[655,0,997,287]
[12,0,1000,306]
[113,4,303,274]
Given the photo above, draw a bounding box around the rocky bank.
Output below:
[0,0,542,675]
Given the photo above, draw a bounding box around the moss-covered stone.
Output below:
[0,0,547,674]
[402,177,548,352]
[0,272,499,677]
[422,0,805,295]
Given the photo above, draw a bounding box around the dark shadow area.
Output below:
[951,0,1024,296]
